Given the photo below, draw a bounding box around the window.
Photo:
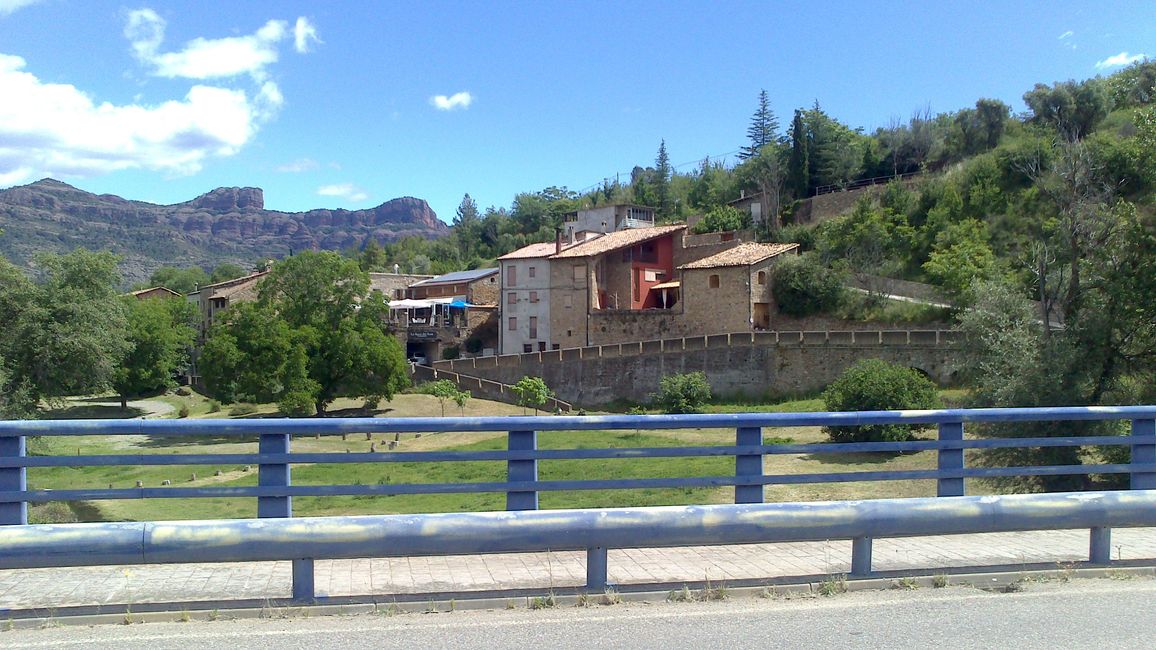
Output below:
[552,344,560,350]
[644,269,661,282]
[528,266,536,278]
[566,329,572,337]
[523,344,532,353]
[508,317,517,331]
[638,240,658,263]
[539,342,546,352]
[507,265,517,286]
[529,291,538,303]
[757,271,767,285]
[573,264,584,282]
[529,317,538,339]
[709,274,720,289]
[564,294,573,309]
[507,292,516,305]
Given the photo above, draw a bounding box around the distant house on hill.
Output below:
[127,286,181,300]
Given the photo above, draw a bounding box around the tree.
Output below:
[0,249,130,404]
[112,296,197,408]
[739,89,779,160]
[654,140,674,219]
[653,372,712,414]
[148,266,210,294]
[687,157,736,211]
[821,359,940,443]
[787,109,810,199]
[428,379,470,416]
[772,252,846,317]
[210,263,247,284]
[736,142,789,231]
[199,251,409,414]
[1023,79,1109,141]
[512,376,554,414]
[921,219,997,302]
[691,205,750,234]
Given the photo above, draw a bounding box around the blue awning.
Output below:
[448,300,473,309]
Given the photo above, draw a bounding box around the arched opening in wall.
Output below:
[908,367,933,382]
[757,271,766,285]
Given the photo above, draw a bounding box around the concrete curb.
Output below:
[5,565,1153,630]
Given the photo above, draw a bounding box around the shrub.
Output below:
[772,252,846,317]
[227,404,257,417]
[277,391,316,417]
[441,345,461,360]
[822,359,941,443]
[177,404,190,418]
[174,386,192,397]
[207,399,221,413]
[464,337,483,354]
[653,372,712,414]
[692,205,751,234]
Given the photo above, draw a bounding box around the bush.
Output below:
[822,359,941,443]
[227,404,257,417]
[177,404,190,418]
[441,345,461,360]
[772,252,846,317]
[464,337,483,354]
[512,376,554,414]
[692,205,751,234]
[653,372,712,414]
[207,399,221,413]
[174,386,192,397]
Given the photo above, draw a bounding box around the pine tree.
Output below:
[787,109,810,199]
[739,90,779,160]
[654,139,674,219]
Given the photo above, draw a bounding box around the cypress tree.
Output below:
[787,109,809,198]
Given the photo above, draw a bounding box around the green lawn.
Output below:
[26,388,971,523]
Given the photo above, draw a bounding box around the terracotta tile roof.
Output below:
[549,224,686,259]
[196,271,268,292]
[497,242,562,260]
[678,242,799,270]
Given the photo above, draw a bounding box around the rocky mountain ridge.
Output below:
[0,179,448,286]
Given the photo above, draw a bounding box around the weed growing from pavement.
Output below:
[931,574,948,588]
[892,577,919,590]
[576,593,592,607]
[817,575,847,596]
[600,588,621,605]
[668,585,695,602]
[529,593,557,610]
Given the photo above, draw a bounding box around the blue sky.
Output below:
[1,1,1153,224]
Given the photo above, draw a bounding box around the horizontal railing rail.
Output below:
[1,405,1154,602]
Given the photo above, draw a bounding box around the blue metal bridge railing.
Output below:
[1,406,1155,602]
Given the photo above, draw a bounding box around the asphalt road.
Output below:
[4,578,1155,649]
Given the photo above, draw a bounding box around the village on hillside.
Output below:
[173,200,802,388]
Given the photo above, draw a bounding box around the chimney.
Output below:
[555,227,563,254]
[601,221,608,233]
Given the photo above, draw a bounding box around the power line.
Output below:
[572,147,745,195]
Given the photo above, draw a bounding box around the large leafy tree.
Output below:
[112,296,197,408]
[200,251,408,415]
[0,249,130,407]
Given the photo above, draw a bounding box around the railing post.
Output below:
[851,536,872,576]
[735,427,764,504]
[258,433,314,602]
[1131,418,1156,490]
[937,421,965,497]
[586,546,608,591]
[0,434,27,525]
[1089,527,1111,564]
[506,430,538,510]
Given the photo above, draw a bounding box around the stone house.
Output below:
[498,242,565,355]
[678,242,799,332]
[128,286,182,300]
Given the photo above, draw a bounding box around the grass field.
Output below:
[26,389,971,524]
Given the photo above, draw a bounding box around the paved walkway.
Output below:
[3,528,1156,612]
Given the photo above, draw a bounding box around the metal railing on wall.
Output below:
[1,406,1155,602]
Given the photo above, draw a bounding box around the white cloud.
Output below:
[1096,51,1147,70]
[277,158,319,173]
[124,9,308,82]
[0,53,271,183]
[0,0,41,16]
[294,17,321,53]
[318,183,368,202]
[1058,30,1073,40]
[430,91,473,111]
